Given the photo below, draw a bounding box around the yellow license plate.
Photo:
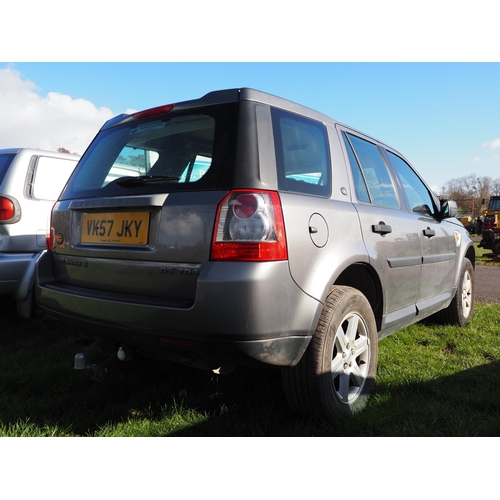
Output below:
[81,212,150,245]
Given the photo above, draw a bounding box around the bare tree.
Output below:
[492,178,500,196]
[444,173,499,217]
[58,147,79,156]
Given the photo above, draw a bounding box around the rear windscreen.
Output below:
[0,154,16,186]
[61,103,238,199]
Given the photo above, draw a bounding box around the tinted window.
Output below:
[0,154,15,186]
[387,151,436,216]
[489,198,500,210]
[345,133,400,209]
[61,103,237,199]
[272,109,331,197]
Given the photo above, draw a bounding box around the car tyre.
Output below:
[434,258,474,326]
[282,286,378,420]
[492,239,500,256]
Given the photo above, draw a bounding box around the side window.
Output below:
[343,133,370,203]
[387,151,436,216]
[30,156,78,201]
[344,133,400,209]
[272,108,331,197]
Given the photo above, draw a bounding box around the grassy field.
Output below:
[475,242,498,265]
[1,293,499,437]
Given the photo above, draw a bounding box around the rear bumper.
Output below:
[35,251,321,368]
[0,252,39,300]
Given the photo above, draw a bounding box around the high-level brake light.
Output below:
[132,104,175,121]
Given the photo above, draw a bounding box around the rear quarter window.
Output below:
[272,108,331,197]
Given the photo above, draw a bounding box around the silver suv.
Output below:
[0,148,79,317]
[35,89,475,420]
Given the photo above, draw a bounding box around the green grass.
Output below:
[474,239,499,266]
[1,299,500,436]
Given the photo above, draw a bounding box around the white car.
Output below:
[0,148,79,317]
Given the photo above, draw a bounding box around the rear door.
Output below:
[340,130,422,332]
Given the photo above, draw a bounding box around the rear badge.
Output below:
[161,265,201,276]
[53,256,88,267]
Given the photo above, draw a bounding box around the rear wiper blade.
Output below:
[116,175,180,187]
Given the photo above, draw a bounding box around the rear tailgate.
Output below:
[50,191,227,305]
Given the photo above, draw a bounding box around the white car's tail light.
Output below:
[0,197,15,221]
[211,190,288,261]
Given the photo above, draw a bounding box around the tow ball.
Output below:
[74,345,134,382]
[74,352,113,382]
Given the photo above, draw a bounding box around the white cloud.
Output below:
[429,184,441,196]
[0,68,115,155]
[472,152,500,163]
[482,138,500,150]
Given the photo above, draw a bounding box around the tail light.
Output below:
[0,197,15,221]
[46,204,56,251]
[46,227,55,251]
[211,190,288,261]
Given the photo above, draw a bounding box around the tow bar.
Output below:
[74,345,134,382]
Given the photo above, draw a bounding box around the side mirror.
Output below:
[440,199,458,219]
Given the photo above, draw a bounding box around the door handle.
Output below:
[423,227,436,238]
[372,222,392,235]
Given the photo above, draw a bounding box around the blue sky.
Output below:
[1,62,499,194]
[1,2,500,197]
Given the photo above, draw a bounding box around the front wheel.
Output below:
[282,286,378,420]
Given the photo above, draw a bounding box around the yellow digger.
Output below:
[479,196,500,255]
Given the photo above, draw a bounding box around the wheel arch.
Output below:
[465,243,475,267]
[334,263,383,331]
[451,242,476,291]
